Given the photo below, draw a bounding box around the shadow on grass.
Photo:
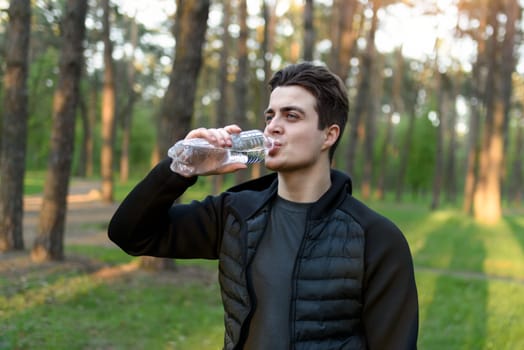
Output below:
[414,216,487,349]
[505,215,524,258]
[1,258,223,350]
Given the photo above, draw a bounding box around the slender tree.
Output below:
[234,0,249,183]
[360,0,381,199]
[303,0,314,61]
[119,15,140,183]
[462,0,488,214]
[100,0,116,202]
[212,1,232,194]
[157,0,211,152]
[86,75,99,177]
[76,83,89,177]
[143,0,210,270]
[32,0,88,261]
[377,47,404,200]
[261,0,276,107]
[431,71,448,210]
[395,97,417,202]
[441,69,459,204]
[347,1,377,177]
[509,111,523,204]
[0,0,31,252]
[257,0,277,178]
[473,0,508,224]
[500,0,520,196]
[328,0,358,84]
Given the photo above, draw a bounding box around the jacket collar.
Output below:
[309,169,353,220]
[226,169,353,220]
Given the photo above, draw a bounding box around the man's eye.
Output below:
[265,115,273,123]
[287,114,299,120]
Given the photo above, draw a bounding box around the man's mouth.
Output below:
[267,142,281,156]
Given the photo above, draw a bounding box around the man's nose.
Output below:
[265,115,283,134]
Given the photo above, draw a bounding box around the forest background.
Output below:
[2,0,524,257]
[0,0,523,348]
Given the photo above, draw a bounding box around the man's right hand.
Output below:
[175,124,248,177]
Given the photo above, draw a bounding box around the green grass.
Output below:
[415,272,524,349]
[10,174,524,349]
[23,171,47,195]
[374,200,524,349]
[66,245,137,265]
[1,272,224,350]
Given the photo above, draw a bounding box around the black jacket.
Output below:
[108,159,419,349]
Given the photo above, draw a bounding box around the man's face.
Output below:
[263,85,330,172]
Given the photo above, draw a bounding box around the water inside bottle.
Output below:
[230,130,273,164]
[229,147,265,164]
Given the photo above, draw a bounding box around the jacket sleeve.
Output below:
[362,217,419,350]
[107,158,225,259]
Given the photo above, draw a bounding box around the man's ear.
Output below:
[322,124,340,150]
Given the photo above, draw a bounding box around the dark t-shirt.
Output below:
[244,196,311,350]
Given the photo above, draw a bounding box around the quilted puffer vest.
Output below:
[218,195,366,350]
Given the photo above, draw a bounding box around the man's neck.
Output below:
[277,165,332,203]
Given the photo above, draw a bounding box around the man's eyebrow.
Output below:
[264,105,306,114]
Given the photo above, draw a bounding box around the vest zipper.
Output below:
[234,207,268,349]
[288,209,311,350]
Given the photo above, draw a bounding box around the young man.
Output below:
[108,62,419,349]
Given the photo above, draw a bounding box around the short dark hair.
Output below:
[268,62,349,160]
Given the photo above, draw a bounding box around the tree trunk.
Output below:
[76,88,89,177]
[212,1,232,194]
[463,0,488,214]
[0,0,31,252]
[234,0,249,184]
[376,111,393,200]
[347,1,376,177]
[144,0,210,271]
[510,117,523,204]
[303,0,314,61]
[473,0,517,223]
[329,0,360,168]
[86,76,98,177]
[395,98,416,202]
[499,0,518,199]
[444,78,458,204]
[473,1,504,224]
[119,16,139,183]
[100,0,116,203]
[474,100,505,223]
[158,0,210,152]
[431,73,448,211]
[377,47,403,200]
[463,102,481,214]
[261,0,276,105]
[328,0,358,84]
[257,0,277,178]
[361,0,380,200]
[32,0,87,262]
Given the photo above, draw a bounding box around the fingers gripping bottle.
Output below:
[168,130,274,177]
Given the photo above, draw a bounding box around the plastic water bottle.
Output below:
[168,130,274,176]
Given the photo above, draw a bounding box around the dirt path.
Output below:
[1,179,219,288]
[22,179,119,248]
[0,180,126,284]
